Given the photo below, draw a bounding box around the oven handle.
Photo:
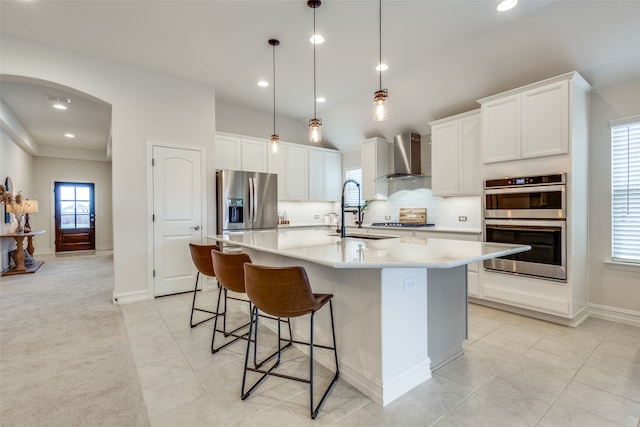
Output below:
[485,218,566,228]
[484,184,565,195]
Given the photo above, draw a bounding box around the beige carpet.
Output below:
[0,253,149,427]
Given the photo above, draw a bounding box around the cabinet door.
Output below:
[458,114,481,195]
[308,149,325,200]
[268,143,288,200]
[482,94,521,163]
[241,138,268,172]
[431,120,460,196]
[324,151,342,201]
[361,138,388,201]
[287,145,308,200]
[215,134,242,170]
[521,80,569,158]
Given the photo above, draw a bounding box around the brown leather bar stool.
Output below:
[188,243,220,328]
[210,249,293,356]
[241,264,339,420]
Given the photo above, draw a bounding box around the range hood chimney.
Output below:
[383,132,429,179]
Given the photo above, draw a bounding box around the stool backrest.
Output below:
[211,249,251,294]
[244,264,320,318]
[189,243,219,277]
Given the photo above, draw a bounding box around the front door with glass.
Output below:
[54,182,95,252]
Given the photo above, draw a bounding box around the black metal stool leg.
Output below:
[190,272,218,328]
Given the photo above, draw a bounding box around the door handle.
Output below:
[191,225,200,231]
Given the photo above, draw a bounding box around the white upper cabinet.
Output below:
[240,137,268,172]
[521,80,569,158]
[267,143,288,200]
[430,110,481,196]
[324,150,342,201]
[286,144,309,201]
[214,133,242,170]
[214,132,267,172]
[481,94,521,164]
[479,73,578,164]
[308,148,342,201]
[361,137,388,201]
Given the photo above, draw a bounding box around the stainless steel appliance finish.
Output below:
[483,173,567,281]
[484,173,565,219]
[484,219,566,281]
[393,133,421,177]
[216,169,278,233]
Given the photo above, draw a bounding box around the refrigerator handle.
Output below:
[249,177,255,226]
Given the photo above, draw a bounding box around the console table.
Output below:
[1,230,45,276]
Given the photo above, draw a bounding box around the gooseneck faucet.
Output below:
[341,179,362,238]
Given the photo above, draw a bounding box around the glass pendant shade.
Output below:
[373,89,389,121]
[271,134,279,153]
[309,118,322,143]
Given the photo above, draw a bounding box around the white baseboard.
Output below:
[112,290,151,305]
[589,303,640,327]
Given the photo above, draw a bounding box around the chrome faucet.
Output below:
[341,179,361,238]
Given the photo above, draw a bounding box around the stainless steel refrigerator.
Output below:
[216,169,278,233]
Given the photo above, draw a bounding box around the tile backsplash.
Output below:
[279,178,481,230]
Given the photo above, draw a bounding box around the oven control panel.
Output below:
[485,173,565,188]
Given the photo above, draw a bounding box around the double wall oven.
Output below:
[483,173,567,282]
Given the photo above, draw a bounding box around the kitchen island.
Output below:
[207,228,529,406]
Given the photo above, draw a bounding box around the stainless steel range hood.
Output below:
[381,132,430,179]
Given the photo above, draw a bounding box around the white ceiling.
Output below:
[1,0,639,155]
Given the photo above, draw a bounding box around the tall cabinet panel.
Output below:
[308,149,325,200]
[481,94,521,164]
[324,150,342,201]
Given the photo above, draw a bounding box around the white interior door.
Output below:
[153,145,202,296]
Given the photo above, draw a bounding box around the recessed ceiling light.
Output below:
[310,34,324,44]
[64,133,75,138]
[496,0,517,12]
[53,103,68,110]
[257,80,269,87]
[316,97,326,103]
[376,64,389,72]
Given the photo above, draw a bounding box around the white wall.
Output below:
[0,130,33,271]
[216,102,331,149]
[589,81,640,314]
[30,157,113,256]
[0,35,216,299]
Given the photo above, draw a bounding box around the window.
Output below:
[611,118,640,263]
[58,184,92,229]
[344,168,363,207]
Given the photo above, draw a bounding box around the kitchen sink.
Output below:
[326,233,397,240]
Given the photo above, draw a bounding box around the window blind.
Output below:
[344,168,363,207]
[611,120,640,263]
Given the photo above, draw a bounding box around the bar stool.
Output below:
[210,249,293,356]
[188,243,220,328]
[241,263,339,420]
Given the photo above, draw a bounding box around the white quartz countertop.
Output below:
[206,228,529,269]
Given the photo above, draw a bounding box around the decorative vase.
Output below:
[14,213,24,234]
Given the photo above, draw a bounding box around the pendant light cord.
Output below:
[379,0,382,91]
[273,43,276,135]
[313,6,317,119]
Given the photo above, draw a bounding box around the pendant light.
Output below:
[308,0,322,143]
[373,0,388,121]
[268,38,280,153]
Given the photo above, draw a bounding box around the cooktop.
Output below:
[371,222,435,228]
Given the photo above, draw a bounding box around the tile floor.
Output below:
[120,290,640,426]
